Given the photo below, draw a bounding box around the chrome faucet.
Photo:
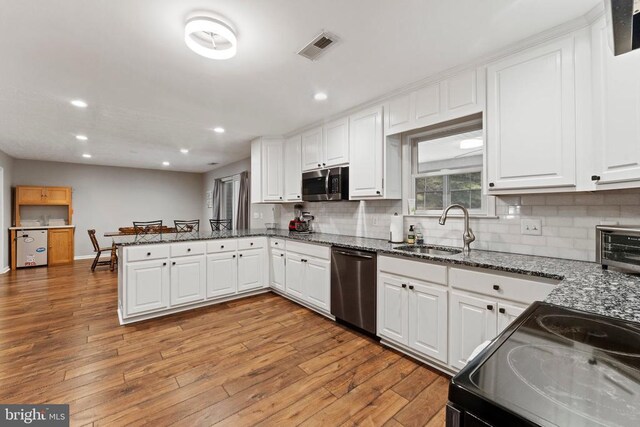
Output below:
[439,204,475,255]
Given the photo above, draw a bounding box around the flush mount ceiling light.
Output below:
[71,99,88,108]
[213,127,225,133]
[82,153,92,158]
[180,148,189,154]
[76,135,88,141]
[459,138,483,149]
[314,92,328,101]
[184,17,237,60]
[162,161,170,166]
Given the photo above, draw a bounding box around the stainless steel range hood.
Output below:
[607,0,640,55]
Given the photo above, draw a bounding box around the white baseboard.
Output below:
[0,266,9,275]
[74,254,96,260]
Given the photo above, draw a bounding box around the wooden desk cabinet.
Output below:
[16,186,72,205]
[48,228,75,266]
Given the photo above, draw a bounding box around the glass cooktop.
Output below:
[450,302,640,427]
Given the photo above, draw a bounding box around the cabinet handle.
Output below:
[489,182,495,188]
[297,195,301,198]
[280,254,284,257]
[376,190,381,195]
[279,196,283,200]
[147,252,151,256]
[239,254,243,257]
[409,285,414,290]
[187,248,191,252]
[274,242,278,245]
[493,285,500,291]
[591,175,601,182]
[221,245,224,249]
[250,242,254,246]
[322,163,326,167]
[487,304,494,311]
[401,283,407,288]
[233,255,236,258]
[163,262,167,266]
[172,262,176,265]
[317,163,321,167]
[499,308,506,314]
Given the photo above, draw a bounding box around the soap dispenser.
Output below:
[407,225,416,244]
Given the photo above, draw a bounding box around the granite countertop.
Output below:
[110,228,640,324]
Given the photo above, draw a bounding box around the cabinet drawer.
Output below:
[127,245,170,262]
[286,241,330,260]
[171,242,206,258]
[238,237,266,250]
[378,255,447,285]
[449,267,557,304]
[207,239,237,254]
[270,238,286,249]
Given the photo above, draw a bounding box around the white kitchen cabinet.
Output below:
[414,83,441,125]
[591,17,640,187]
[170,255,206,306]
[301,126,324,171]
[409,281,448,364]
[304,257,330,312]
[126,259,170,316]
[497,301,526,334]
[487,36,577,191]
[450,292,497,370]
[285,252,304,299]
[284,135,302,202]
[206,252,238,298]
[323,117,349,167]
[270,249,286,292]
[349,105,384,198]
[250,137,285,203]
[378,274,409,345]
[442,69,479,117]
[237,248,266,292]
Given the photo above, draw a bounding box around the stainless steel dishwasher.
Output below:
[330,246,377,335]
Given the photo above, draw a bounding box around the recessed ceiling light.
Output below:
[162,161,170,166]
[71,99,88,108]
[82,154,92,158]
[184,17,237,60]
[180,148,189,154]
[76,135,88,141]
[213,127,225,134]
[459,138,483,149]
[314,92,328,101]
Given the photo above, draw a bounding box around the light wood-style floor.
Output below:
[0,260,449,426]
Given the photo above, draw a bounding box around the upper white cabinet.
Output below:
[301,126,324,171]
[385,68,484,136]
[486,36,577,191]
[349,105,402,199]
[283,135,302,202]
[591,17,640,187]
[250,137,284,203]
[301,120,349,172]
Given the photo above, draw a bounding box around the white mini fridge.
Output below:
[17,230,48,267]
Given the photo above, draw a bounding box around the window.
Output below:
[410,115,488,215]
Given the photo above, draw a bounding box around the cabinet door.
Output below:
[324,118,349,167]
[48,228,74,265]
[261,139,284,201]
[170,256,206,306]
[414,83,441,126]
[301,126,324,171]
[441,69,478,116]
[270,249,286,292]
[237,248,264,292]
[45,187,71,205]
[377,274,409,345]
[592,17,640,185]
[126,259,170,315]
[349,105,384,198]
[304,257,330,312]
[284,135,303,201]
[497,302,526,334]
[285,253,304,299]
[408,281,448,364]
[487,37,576,190]
[385,94,412,135]
[207,252,237,298]
[17,187,44,204]
[450,292,497,370]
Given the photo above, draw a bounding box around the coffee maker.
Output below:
[288,204,315,233]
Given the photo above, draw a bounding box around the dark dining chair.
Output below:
[88,229,117,272]
[133,220,163,234]
[174,219,200,232]
[209,219,232,231]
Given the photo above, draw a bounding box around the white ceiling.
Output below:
[0,0,599,173]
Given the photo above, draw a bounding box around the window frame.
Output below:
[413,167,485,215]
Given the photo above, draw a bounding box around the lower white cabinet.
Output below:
[284,253,304,299]
[378,274,409,344]
[170,255,206,306]
[497,301,526,334]
[207,252,238,298]
[283,243,331,313]
[237,248,266,292]
[303,257,330,312]
[270,249,286,292]
[126,259,170,316]
[449,292,497,371]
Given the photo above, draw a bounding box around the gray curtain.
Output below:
[236,171,249,230]
[211,179,222,220]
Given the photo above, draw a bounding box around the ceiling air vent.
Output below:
[208,162,218,166]
[298,31,339,61]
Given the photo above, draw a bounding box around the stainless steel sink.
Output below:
[394,245,462,256]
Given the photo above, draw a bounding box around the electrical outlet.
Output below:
[372,216,379,226]
[521,219,542,236]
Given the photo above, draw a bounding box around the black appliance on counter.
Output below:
[330,246,377,335]
[302,167,349,201]
[447,301,640,427]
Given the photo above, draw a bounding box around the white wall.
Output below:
[12,160,203,257]
[203,157,280,229]
[0,149,14,270]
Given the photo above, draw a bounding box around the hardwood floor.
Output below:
[0,260,449,426]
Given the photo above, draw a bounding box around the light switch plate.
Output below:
[521,219,542,235]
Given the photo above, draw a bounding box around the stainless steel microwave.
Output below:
[596,225,640,273]
[302,167,349,201]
